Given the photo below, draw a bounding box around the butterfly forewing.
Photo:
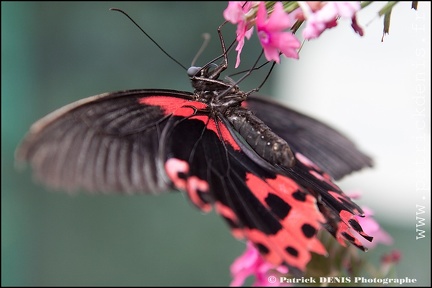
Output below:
[16,89,194,194]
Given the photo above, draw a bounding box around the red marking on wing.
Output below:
[328,191,346,204]
[244,227,325,271]
[140,96,240,150]
[310,170,339,190]
[244,173,326,270]
[301,156,372,247]
[165,158,189,190]
[244,173,298,204]
[296,152,320,170]
[209,118,241,151]
[335,210,369,249]
[186,176,212,212]
[215,202,238,222]
[215,203,244,239]
[328,191,362,215]
[298,153,339,190]
[139,96,207,117]
[186,115,240,151]
[165,158,212,212]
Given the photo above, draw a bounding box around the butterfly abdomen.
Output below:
[226,107,295,168]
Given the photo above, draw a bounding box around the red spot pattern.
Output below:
[165,158,212,212]
[148,96,370,270]
[165,158,188,190]
[215,202,238,222]
[186,176,211,213]
[244,173,326,270]
[335,210,368,249]
[297,153,371,250]
[215,203,244,239]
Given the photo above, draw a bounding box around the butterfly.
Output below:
[16,9,373,273]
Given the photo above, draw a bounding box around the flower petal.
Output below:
[265,2,292,31]
[230,241,289,287]
[262,44,281,63]
[272,32,300,59]
[223,1,244,24]
[355,206,393,249]
[256,1,267,28]
[336,2,361,18]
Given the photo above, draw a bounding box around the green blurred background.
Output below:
[2,2,430,286]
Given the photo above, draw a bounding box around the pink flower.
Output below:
[223,2,255,68]
[230,241,288,287]
[256,2,300,62]
[355,207,393,249]
[346,192,393,249]
[321,2,361,20]
[302,13,338,40]
[351,15,364,36]
[380,249,402,275]
[300,1,361,40]
[381,249,402,265]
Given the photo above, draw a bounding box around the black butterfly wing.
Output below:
[160,112,323,271]
[160,107,371,272]
[244,95,373,180]
[15,89,195,194]
[17,89,372,272]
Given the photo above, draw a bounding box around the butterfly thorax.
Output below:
[188,66,296,169]
[190,66,245,110]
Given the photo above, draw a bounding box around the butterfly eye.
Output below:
[187,66,201,77]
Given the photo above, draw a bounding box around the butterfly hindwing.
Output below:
[244,95,373,180]
[156,99,371,271]
[161,112,321,271]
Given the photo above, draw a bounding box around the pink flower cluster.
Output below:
[223,2,255,68]
[355,207,393,249]
[298,1,363,39]
[347,192,393,249]
[230,241,288,287]
[223,1,363,67]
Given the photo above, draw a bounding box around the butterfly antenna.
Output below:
[191,33,211,67]
[110,8,188,71]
